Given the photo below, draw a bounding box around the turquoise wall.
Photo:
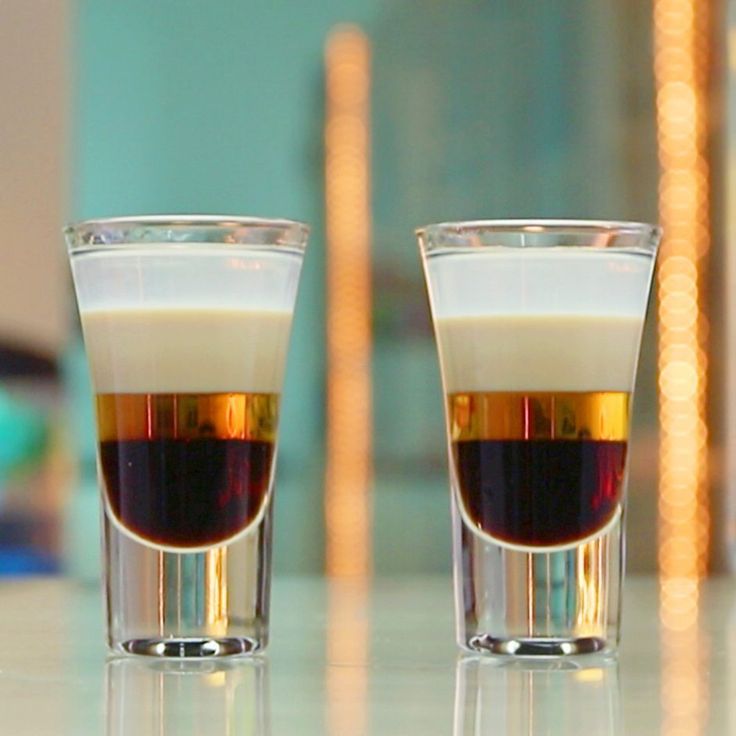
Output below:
[73,0,384,219]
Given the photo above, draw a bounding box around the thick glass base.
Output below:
[118,637,261,658]
[466,635,609,657]
[454,498,623,657]
[104,506,271,658]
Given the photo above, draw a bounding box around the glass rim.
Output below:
[65,215,310,252]
[416,218,661,252]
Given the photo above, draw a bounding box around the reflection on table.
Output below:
[106,658,269,736]
[454,657,620,736]
[0,577,735,735]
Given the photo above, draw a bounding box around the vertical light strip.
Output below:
[654,0,710,623]
[654,1,711,734]
[324,25,373,579]
[324,27,372,736]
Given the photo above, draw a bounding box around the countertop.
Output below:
[0,575,733,735]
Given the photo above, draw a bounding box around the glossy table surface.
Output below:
[0,575,733,735]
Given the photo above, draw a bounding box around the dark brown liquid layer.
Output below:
[100,438,274,548]
[96,392,279,548]
[453,439,626,547]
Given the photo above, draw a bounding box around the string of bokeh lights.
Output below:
[654,0,710,627]
[654,0,711,733]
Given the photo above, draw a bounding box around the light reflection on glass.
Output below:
[105,658,269,736]
[453,656,621,736]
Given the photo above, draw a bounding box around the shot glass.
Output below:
[418,220,659,656]
[66,216,308,657]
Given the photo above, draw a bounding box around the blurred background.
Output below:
[0,0,724,586]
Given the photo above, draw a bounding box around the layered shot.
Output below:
[427,248,651,551]
[419,223,659,656]
[67,218,307,657]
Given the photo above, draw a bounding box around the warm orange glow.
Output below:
[324,26,372,579]
[654,0,710,595]
[326,579,370,736]
[660,595,709,736]
[324,27,372,736]
[654,0,711,732]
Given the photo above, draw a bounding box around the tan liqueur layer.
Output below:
[436,313,642,393]
[81,308,292,394]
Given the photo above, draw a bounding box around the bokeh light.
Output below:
[324,26,373,579]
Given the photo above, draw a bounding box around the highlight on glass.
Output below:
[418,220,659,656]
[66,216,308,657]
